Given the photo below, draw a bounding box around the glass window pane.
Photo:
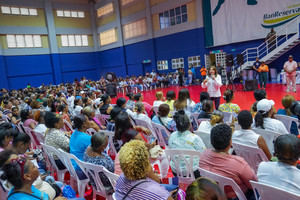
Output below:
[33,35,42,47]
[64,10,71,17]
[82,35,88,46]
[175,7,181,15]
[71,11,78,18]
[181,5,187,13]
[170,17,175,25]
[170,9,175,17]
[24,35,33,47]
[57,10,64,17]
[164,11,169,17]
[68,35,75,46]
[182,14,188,23]
[11,7,20,15]
[61,35,68,46]
[78,11,85,18]
[176,16,181,24]
[1,6,11,14]
[6,35,16,48]
[29,8,37,16]
[75,35,82,46]
[16,35,25,47]
[20,8,29,15]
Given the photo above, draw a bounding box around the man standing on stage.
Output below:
[252,57,260,80]
[254,61,269,89]
[284,55,298,92]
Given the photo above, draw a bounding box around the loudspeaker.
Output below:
[245,80,258,91]
[226,54,233,66]
[237,54,244,66]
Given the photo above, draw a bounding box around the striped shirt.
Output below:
[115,174,170,200]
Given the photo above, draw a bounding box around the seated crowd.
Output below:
[0,76,299,200]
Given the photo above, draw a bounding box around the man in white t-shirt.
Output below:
[283,55,298,92]
[257,134,300,195]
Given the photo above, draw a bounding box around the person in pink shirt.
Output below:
[21,109,37,129]
[134,93,153,117]
[283,55,298,92]
[199,124,257,200]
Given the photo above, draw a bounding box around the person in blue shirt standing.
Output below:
[252,57,261,80]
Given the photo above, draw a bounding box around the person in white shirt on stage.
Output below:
[201,66,222,109]
[284,55,298,92]
[254,99,288,134]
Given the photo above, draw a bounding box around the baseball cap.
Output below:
[289,55,293,58]
[257,99,275,113]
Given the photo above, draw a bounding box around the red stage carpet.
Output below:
[113,83,300,111]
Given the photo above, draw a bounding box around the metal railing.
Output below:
[234,15,300,66]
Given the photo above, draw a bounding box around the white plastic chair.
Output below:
[274,114,299,134]
[151,122,171,147]
[250,181,300,200]
[133,118,157,142]
[194,130,212,149]
[23,126,41,149]
[41,143,67,182]
[63,119,73,132]
[190,113,200,131]
[58,149,89,198]
[2,115,10,123]
[81,162,119,200]
[198,167,247,200]
[253,128,281,154]
[101,130,117,157]
[232,142,268,173]
[152,106,159,115]
[33,130,45,145]
[197,118,210,127]
[98,114,110,126]
[86,128,97,136]
[221,112,233,124]
[165,149,202,184]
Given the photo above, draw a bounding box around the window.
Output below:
[1,6,38,16]
[172,58,184,69]
[159,4,187,29]
[6,34,42,48]
[97,3,113,17]
[100,28,117,46]
[121,0,135,6]
[123,19,147,39]
[157,60,168,70]
[56,10,85,18]
[61,35,89,47]
[188,56,201,67]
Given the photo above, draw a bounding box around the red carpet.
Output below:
[113,83,300,111]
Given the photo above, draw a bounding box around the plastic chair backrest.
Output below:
[194,130,212,149]
[41,143,67,181]
[99,114,110,126]
[198,167,247,200]
[33,130,45,145]
[250,181,300,200]
[232,142,268,173]
[165,149,202,184]
[2,115,10,123]
[253,128,281,154]
[133,118,156,142]
[197,118,210,127]
[63,119,73,132]
[23,126,40,149]
[17,122,25,133]
[101,130,117,157]
[152,106,159,115]
[190,113,200,131]
[81,162,119,198]
[222,112,233,124]
[151,122,171,147]
[86,128,97,136]
[274,114,299,134]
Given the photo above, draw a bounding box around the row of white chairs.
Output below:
[42,143,119,199]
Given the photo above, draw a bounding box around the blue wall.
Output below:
[1,27,298,89]
[0,52,99,89]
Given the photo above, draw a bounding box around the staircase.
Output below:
[232,15,300,78]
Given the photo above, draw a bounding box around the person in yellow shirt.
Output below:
[254,61,269,89]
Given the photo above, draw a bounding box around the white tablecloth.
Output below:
[278,71,300,84]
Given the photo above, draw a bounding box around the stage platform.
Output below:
[112,83,300,111]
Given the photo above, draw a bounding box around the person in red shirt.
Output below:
[199,124,257,199]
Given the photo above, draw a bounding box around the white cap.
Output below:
[257,99,275,113]
[80,91,85,94]
[94,98,102,106]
